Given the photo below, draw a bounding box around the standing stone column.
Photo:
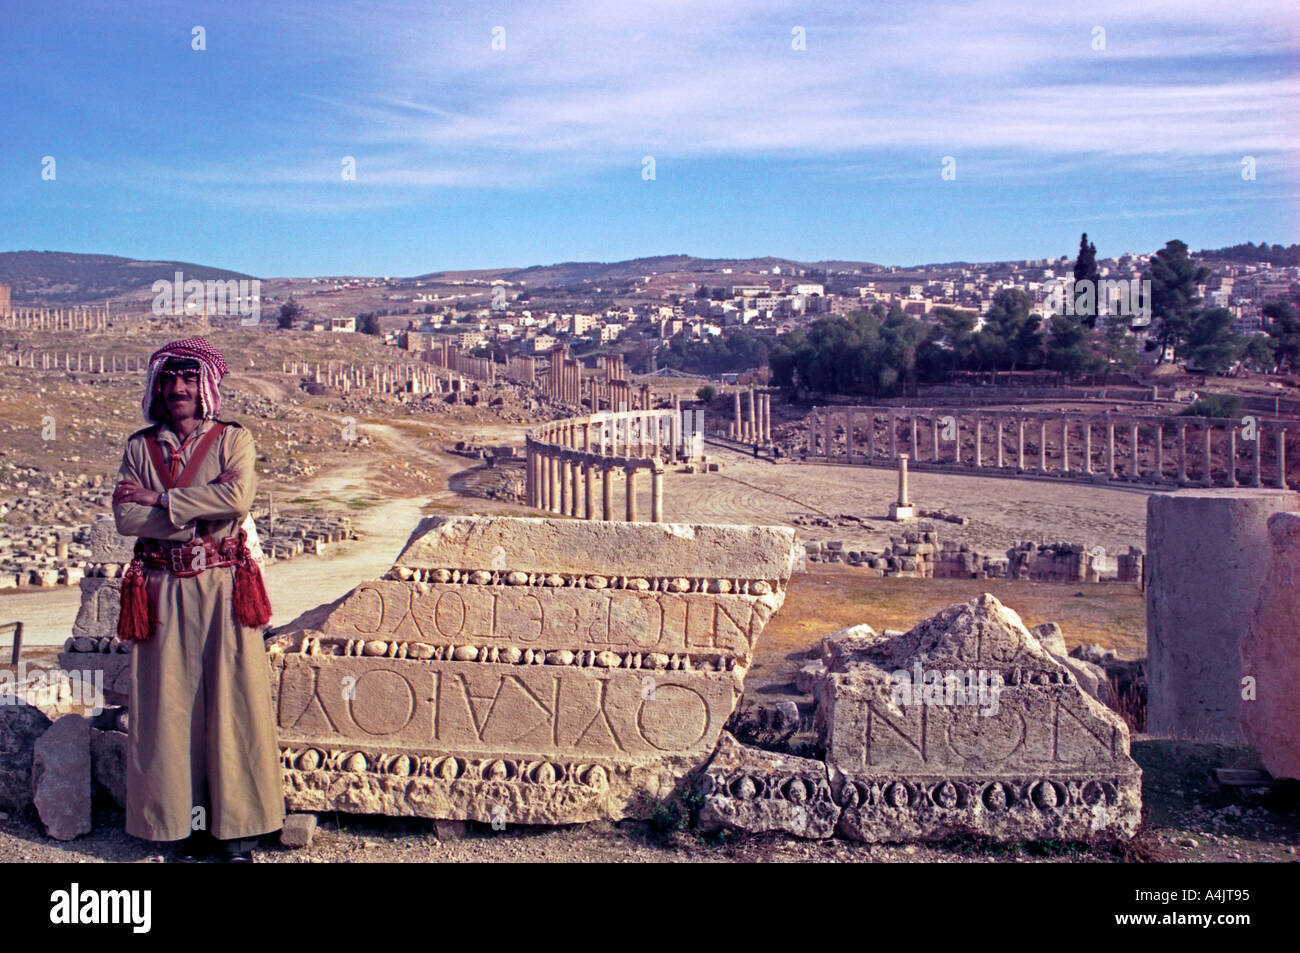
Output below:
[974,417,983,468]
[846,412,856,463]
[1147,490,1300,741]
[1083,419,1093,475]
[1017,418,1025,472]
[889,454,914,520]
[1038,419,1047,472]
[1203,424,1214,487]
[867,412,876,460]
[1061,417,1069,475]
[602,465,613,520]
[1178,422,1188,484]
[1107,419,1116,479]
[888,414,897,459]
[931,415,940,463]
[584,462,596,519]
[733,391,741,440]
[763,393,772,443]
[625,466,638,522]
[910,416,918,459]
[1154,423,1163,480]
[651,462,664,522]
[571,454,583,516]
[548,454,561,513]
[747,386,756,443]
[1251,425,1262,488]
[1227,427,1238,488]
[526,444,536,506]
[995,416,1004,468]
[560,456,572,515]
[1277,428,1288,489]
[1130,421,1140,482]
[825,412,833,461]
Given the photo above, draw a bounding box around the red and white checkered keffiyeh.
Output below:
[141,337,229,423]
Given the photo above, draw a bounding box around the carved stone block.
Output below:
[697,732,839,839]
[817,594,1141,843]
[270,516,798,824]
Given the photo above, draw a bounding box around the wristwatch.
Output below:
[158,490,170,508]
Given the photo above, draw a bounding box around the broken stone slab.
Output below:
[90,728,127,808]
[33,714,92,841]
[795,663,827,694]
[1032,622,1109,705]
[1241,512,1300,780]
[816,594,1141,843]
[0,699,52,811]
[269,516,798,825]
[696,732,839,839]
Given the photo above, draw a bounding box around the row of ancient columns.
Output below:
[425,340,496,383]
[810,407,1291,489]
[728,386,773,444]
[524,410,689,520]
[4,352,146,372]
[505,355,536,383]
[284,359,459,396]
[0,305,111,330]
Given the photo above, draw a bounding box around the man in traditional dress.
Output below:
[112,337,283,862]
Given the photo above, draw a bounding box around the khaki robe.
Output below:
[113,418,284,842]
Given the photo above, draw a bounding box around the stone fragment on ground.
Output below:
[696,732,839,839]
[32,714,92,841]
[0,700,52,811]
[281,813,317,848]
[816,594,1142,843]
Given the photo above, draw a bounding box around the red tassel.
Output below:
[233,531,272,628]
[117,559,153,642]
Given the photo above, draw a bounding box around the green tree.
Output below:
[695,384,716,402]
[974,289,1042,371]
[277,298,305,329]
[1045,313,1102,377]
[358,313,380,335]
[1184,307,1243,375]
[1073,233,1101,328]
[1144,240,1209,363]
[1263,301,1300,372]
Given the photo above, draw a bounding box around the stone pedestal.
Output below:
[1146,489,1299,741]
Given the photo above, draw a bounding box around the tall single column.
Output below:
[995,416,1004,468]
[571,454,582,515]
[525,445,535,506]
[625,466,638,522]
[584,463,596,519]
[888,414,897,459]
[974,417,983,468]
[733,391,742,440]
[602,466,613,520]
[825,411,833,460]
[1107,420,1116,478]
[1017,418,1025,471]
[1277,428,1288,489]
[1083,419,1093,475]
[1130,421,1141,482]
[651,463,664,523]
[560,456,572,515]
[931,415,940,462]
[846,412,856,463]
[1203,424,1214,487]
[1038,419,1047,472]
[763,393,772,443]
[1154,423,1163,480]
[1228,427,1238,488]
[1061,417,1069,474]
[1251,425,1262,488]
[747,387,756,443]
[867,413,876,460]
[1178,422,1187,484]
[548,453,560,513]
[910,415,919,458]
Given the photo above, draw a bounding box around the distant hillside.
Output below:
[0,251,255,304]
[1195,242,1300,267]
[416,254,882,289]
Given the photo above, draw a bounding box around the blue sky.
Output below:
[2,0,1297,277]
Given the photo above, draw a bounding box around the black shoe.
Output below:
[176,834,216,863]
[219,836,259,863]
